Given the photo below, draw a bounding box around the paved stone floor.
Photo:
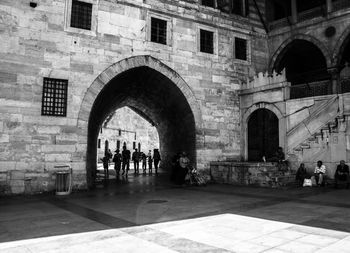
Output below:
[1,172,350,252]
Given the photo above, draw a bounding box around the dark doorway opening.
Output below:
[86,66,196,187]
[248,109,279,161]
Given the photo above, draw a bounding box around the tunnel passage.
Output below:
[274,39,329,85]
[86,66,196,186]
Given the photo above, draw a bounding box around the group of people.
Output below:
[101,146,161,180]
[296,160,350,188]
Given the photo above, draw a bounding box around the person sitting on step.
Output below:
[334,160,350,189]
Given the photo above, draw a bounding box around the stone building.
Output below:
[0,0,349,194]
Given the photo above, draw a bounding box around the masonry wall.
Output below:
[0,0,268,194]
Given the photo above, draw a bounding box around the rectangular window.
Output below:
[70,0,92,30]
[41,78,68,117]
[98,139,101,149]
[200,29,214,54]
[151,17,167,45]
[117,140,120,149]
[133,142,136,150]
[202,0,215,8]
[235,37,247,61]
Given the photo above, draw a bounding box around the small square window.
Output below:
[202,0,215,8]
[200,29,214,54]
[235,37,247,61]
[70,0,92,30]
[151,17,167,45]
[41,78,68,117]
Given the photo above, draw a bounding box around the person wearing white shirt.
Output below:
[314,160,326,186]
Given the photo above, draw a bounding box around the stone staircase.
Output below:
[287,96,340,153]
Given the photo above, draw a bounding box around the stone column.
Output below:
[326,0,333,13]
[291,0,298,24]
[328,67,339,94]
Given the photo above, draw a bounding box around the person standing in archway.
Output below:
[153,149,161,175]
[141,152,147,174]
[147,150,153,174]
[113,149,122,178]
[132,148,140,175]
[122,145,131,176]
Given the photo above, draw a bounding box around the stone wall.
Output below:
[0,0,267,194]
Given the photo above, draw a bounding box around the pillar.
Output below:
[328,67,339,94]
[291,0,298,24]
[326,0,332,13]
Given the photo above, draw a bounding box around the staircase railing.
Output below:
[290,80,331,99]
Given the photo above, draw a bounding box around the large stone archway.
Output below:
[77,55,203,187]
[269,34,332,73]
[333,26,350,67]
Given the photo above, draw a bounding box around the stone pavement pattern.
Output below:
[1,174,350,252]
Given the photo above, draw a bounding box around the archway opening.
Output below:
[248,109,279,161]
[86,66,196,187]
[274,39,329,85]
[340,35,350,68]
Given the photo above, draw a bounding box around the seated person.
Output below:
[271,147,288,171]
[314,160,326,186]
[334,160,350,189]
[295,163,309,186]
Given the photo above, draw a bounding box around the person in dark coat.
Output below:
[132,149,140,175]
[295,163,309,186]
[147,150,153,174]
[112,149,122,178]
[153,149,161,175]
[141,152,147,174]
[175,152,190,185]
[334,160,350,189]
[121,145,130,176]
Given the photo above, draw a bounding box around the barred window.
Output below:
[41,78,68,117]
[200,29,214,54]
[235,37,247,61]
[202,0,215,8]
[151,17,167,45]
[70,0,92,30]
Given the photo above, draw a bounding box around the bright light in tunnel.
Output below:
[97,106,159,160]
[1,214,349,252]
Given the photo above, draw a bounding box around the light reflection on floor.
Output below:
[1,213,350,253]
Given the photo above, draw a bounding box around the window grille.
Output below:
[70,0,92,30]
[202,0,215,8]
[151,17,167,45]
[41,78,68,117]
[200,29,214,54]
[235,37,247,61]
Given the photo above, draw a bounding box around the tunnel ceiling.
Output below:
[275,39,329,85]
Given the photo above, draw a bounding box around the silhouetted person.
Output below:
[271,147,287,171]
[122,145,130,176]
[334,160,350,189]
[147,150,153,174]
[113,149,122,178]
[153,149,161,175]
[141,152,147,173]
[101,156,109,183]
[295,163,309,187]
[132,148,140,175]
[314,160,326,186]
[176,152,190,185]
[170,152,181,183]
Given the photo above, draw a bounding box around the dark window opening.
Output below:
[41,78,68,117]
[200,29,214,54]
[217,0,249,16]
[266,0,291,21]
[151,17,167,45]
[117,140,120,149]
[98,139,101,149]
[71,0,92,30]
[118,129,121,136]
[235,37,247,61]
[133,141,136,150]
[202,0,215,8]
[297,0,323,13]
